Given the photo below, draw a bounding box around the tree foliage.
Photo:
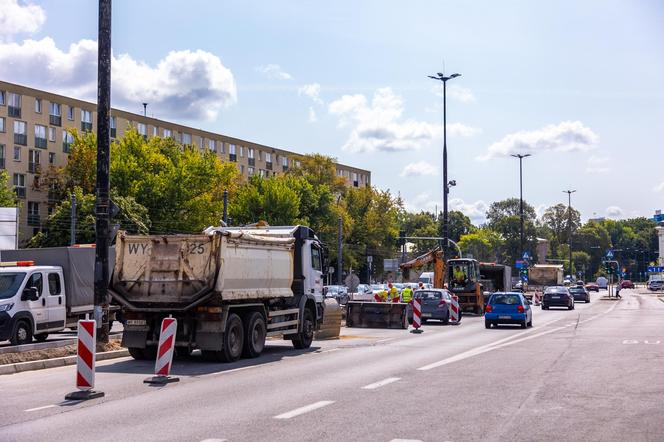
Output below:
[0,170,18,207]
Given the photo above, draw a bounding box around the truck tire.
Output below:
[291,308,314,350]
[10,320,32,346]
[221,313,244,362]
[128,347,146,360]
[242,312,267,358]
[34,333,49,342]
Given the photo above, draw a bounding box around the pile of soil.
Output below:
[0,339,123,366]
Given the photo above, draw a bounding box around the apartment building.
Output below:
[0,80,371,244]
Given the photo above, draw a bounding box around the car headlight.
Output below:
[0,303,14,312]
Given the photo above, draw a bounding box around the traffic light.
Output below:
[397,230,406,247]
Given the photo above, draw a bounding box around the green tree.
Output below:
[542,203,581,256]
[286,153,346,194]
[486,198,538,265]
[458,228,505,262]
[438,210,475,243]
[229,175,301,226]
[0,170,18,207]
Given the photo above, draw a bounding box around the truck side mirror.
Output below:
[21,287,39,301]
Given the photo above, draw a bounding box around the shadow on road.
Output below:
[96,343,321,377]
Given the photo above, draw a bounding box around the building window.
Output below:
[49,102,61,126]
[182,133,192,145]
[28,149,41,174]
[136,122,146,136]
[207,139,216,152]
[163,128,172,138]
[229,144,236,161]
[240,165,245,174]
[198,136,203,148]
[265,153,272,170]
[352,172,358,187]
[0,90,4,105]
[13,120,27,146]
[248,166,254,176]
[0,117,4,133]
[248,148,255,166]
[63,130,74,153]
[282,156,288,171]
[81,110,93,132]
[13,173,26,199]
[259,169,266,177]
[49,152,56,164]
[34,125,47,149]
[239,146,244,157]
[109,116,116,138]
[48,127,55,142]
[0,144,5,169]
[8,93,21,118]
[67,106,74,121]
[152,126,157,137]
[13,146,21,161]
[27,202,40,226]
[35,98,42,113]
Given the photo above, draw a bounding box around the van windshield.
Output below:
[0,272,26,300]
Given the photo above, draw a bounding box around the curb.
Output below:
[0,349,130,376]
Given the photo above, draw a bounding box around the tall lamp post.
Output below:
[563,190,576,276]
[428,71,461,260]
[511,154,531,261]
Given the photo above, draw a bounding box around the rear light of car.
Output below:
[485,305,493,313]
[438,299,446,308]
[517,305,524,313]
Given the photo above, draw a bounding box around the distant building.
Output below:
[589,217,606,223]
[0,80,371,244]
[653,209,664,225]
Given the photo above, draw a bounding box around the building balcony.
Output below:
[229,154,237,162]
[0,158,5,169]
[81,122,93,132]
[265,161,273,171]
[28,162,41,174]
[48,191,59,204]
[63,142,71,153]
[110,128,117,138]
[14,133,27,146]
[27,214,40,226]
[35,137,47,149]
[49,115,62,126]
[14,187,26,199]
[8,106,21,118]
[248,158,255,167]
[282,165,288,172]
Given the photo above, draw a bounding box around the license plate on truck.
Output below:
[126,319,147,326]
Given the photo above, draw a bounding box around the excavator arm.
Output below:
[400,248,445,289]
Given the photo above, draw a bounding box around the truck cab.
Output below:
[0,261,66,345]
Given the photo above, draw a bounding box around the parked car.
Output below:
[596,276,608,289]
[569,286,590,303]
[620,280,635,289]
[349,284,373,301]
[408,289,454,324]
[542,286,574,310]
[484,292,533,329]
[324,285,349,304]
[585,282,599,292]
[513,280,523,290]
[648,280,664,291]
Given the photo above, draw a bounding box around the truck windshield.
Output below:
[0,272,26,300]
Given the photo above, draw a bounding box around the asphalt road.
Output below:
[1,289,663,441]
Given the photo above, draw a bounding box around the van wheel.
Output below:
[222,313,244,362]
[292,308,314,349]
[10,320,32,346]
[242,312,266,358]
[34,333,49,342]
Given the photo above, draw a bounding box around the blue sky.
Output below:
[1,0,663,223]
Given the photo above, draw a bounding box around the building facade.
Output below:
[0,80,371,244]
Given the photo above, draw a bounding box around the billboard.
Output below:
[0,207,19,251]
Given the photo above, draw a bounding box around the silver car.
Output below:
[407,289,455,324]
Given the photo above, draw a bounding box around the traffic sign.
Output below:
[606,250,614,259]
[522,251,531,260]
[648,266,664,273]
[521,274,529,283]
[515,260,526,269]
[367,255,373,263]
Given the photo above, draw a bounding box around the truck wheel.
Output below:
[292,308,314,350]
[34,333,49,342]
[222,313,244,362]
[242,312,266,358]
[10,320,32,346]
[128,347,146,360]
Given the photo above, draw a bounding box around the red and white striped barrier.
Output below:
[144,317,179,385]
[411,298,423,333]
[450,295,460,324]
[533,291,542,306]
[65,319,104,400]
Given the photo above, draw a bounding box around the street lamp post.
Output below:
[511,154,531,262]
[428,71,461,261]
[563,190,576,275]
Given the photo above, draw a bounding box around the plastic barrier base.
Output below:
[144,375,180,385]
[65,390,105,400]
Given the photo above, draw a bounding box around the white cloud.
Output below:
[400,161,438,177]
[404,192,438,213]
[329,87,480,153]
[480,121,599,160]
[255,64,292,80]
[432,84,476,103]
[586,155,611,174]
[450,198,489,224]
[0,0,46,38]
[654,182,664,193]
[298,83,323,105]
[0,38,237,121]
[605,206,623,219]
[308,107,317,123]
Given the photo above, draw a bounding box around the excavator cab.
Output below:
[447,258,483,313]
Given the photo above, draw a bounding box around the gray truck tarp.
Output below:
[1,247,115,310]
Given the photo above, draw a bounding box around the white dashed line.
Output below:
[362,377,401,390]
[274,400,335,419]
[25,404,56,412]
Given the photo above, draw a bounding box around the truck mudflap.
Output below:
[345,301,408,329]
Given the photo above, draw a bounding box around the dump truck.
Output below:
[528,264,564,287]
[0,246,119,345]
[479,263,512,305]
[109,225,327,362]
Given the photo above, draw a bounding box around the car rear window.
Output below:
[416,291,442,300]
[545,287,567,294]
[569,287,585,293]
[490,294,521,305]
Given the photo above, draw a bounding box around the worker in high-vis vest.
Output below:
[388,283,399,302]
[401,285,413,303]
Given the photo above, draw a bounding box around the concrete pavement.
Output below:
[1,289,662,441]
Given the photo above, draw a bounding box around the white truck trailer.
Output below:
[110,225,327,362]
[0,247,117,345]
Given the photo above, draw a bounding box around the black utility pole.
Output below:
[511,154,531,262]
[222,189,228,225]
[563,189,576,276]
[94,0,112,343]
[337,216,342,285]
[142,102,148,117]
[428,71,461,261]
[70,193,77,246]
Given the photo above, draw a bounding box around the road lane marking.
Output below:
[376,338,396,344]
[274,400,334,419]
[362,377,401,390]
[25,404,56,412]
[200,365,259,378]
[390,439,423,442]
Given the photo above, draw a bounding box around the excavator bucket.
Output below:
[345,301,409,329]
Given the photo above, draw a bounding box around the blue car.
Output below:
[484,292,533,329]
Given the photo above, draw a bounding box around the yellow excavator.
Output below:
[401,248,484,314]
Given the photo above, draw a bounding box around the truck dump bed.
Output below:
[112,228,296,310]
